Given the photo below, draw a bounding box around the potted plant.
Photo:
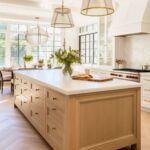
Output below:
[23,55,33,68]
[55,48,80,75]
[38,59,44,69]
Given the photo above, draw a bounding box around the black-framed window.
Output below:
[79,32,98,64]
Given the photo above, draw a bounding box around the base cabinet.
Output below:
[14,74,141,150]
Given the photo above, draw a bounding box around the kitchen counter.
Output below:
[14,69,141,150]
[15,69,140,95]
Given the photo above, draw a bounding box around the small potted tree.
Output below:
[38,59,44,69]
[23,55,33,68]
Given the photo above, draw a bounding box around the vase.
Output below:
[62,64,73,76]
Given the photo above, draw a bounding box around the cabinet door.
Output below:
[15,95,22,109]
[21,96,31,119]
[30,103,45,137]
[46,122,64,150]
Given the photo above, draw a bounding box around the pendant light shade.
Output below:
[81,0,114,16]
[51,0,74,28]
[26,17,48,46]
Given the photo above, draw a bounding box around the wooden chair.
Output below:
[0,70,13,94]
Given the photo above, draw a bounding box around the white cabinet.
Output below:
[141,74,150,110]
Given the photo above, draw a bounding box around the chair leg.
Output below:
[1,81,3,94]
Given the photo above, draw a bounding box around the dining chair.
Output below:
[0,70,13,94]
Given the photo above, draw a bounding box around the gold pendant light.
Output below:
[81,0,114,16]
[51,0,74,28]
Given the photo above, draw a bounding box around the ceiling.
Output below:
[0,0,98,26]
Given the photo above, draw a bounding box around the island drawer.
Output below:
[46,122,64,150]
[142,95,150,109]
[14,84,22,96]
[46,90,66,110]
[22,78,32,89]
[31,83,44,97]
[31,95,44,106]
[46,104,65,129]
[14,75,22,85]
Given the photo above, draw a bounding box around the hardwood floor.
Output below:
[0,91,52,150]
[0,86,150,150]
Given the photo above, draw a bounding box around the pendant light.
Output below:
[51,0,74,28]
[26,17,48,46]
[81,0,114,16]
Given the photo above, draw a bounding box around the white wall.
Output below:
[115,34,150,69]
[124,34,150,68]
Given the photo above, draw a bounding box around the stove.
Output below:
[110,68,150,82]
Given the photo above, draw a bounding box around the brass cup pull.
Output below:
[24,102,27,104]
[52,127,56,130]
[24,82,27,84]
[36,89,40,91]
[52,97,57,101]
[35,112,39,115]
[52,108,56,111]
[35,97,40,99]
[24,89,27,91]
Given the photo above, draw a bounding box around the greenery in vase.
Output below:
[55,48,80,75]
[23,55,33,63]
[38,59,44,65]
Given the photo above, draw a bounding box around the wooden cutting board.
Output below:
[72,74,113,82]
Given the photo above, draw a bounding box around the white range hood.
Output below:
[111,0,150,36]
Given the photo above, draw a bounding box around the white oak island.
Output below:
[14,69,141,150]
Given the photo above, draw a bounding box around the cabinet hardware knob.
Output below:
[52,127,56,130]
[24,89,27,91]
[52,97,57,100]
[35,97,40,99]
[52,108,56,111]
[36,89,40,91]
[24,82,27,84]
[24,102,27,104]
[35,112,39,115]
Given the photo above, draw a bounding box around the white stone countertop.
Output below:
[14,69,141,95]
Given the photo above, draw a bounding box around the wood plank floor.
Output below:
[0,92,52,150]
[0,86,150,150]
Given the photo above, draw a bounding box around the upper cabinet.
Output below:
[111,0,150,36]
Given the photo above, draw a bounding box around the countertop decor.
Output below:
[55,48,80,75]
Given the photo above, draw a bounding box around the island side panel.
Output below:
[68,88,141,150]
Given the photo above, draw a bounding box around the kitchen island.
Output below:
[14,69,141,150]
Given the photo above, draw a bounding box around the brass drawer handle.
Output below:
[52,127,56,130]
[23,102,27,104]
[52,108,56,111]
[35,112,39,115]
[24,89,27,91]
[24,82,28,84]
[36,89,40,91]
[35,97,40,99]
[52,97,57,101]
